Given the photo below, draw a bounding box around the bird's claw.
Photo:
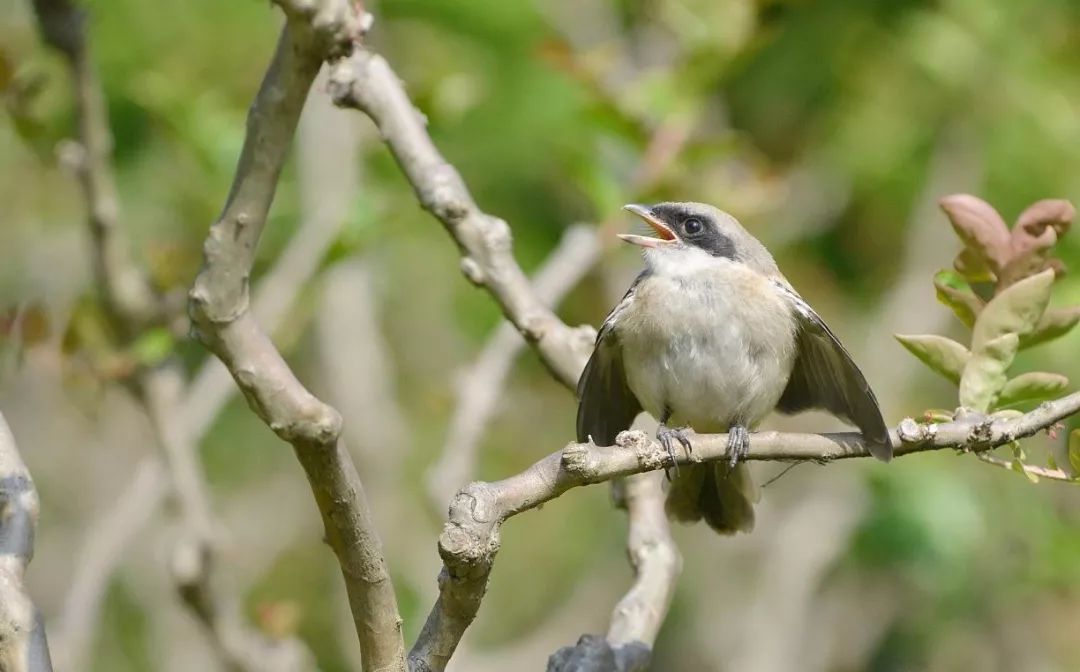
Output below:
[657,424,693,479]
[727,424,750,469]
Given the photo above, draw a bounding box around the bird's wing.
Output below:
[576,273,645,446]
[771,279,892,461]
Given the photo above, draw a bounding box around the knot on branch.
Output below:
[267,399,343,446]
[617,430,668,472]
[275,0,370,59]
[897,417,935,444]
[459,257,485,285]
[439,483,502,572]
[562,442,601,479]
[480,215,513,254]
[420,165,470,225]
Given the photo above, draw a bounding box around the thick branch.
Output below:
[33,1,320,667]
[328,50,597,390]
[187,24,406,672]
[0,411,54,672]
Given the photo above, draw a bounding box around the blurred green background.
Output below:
[3,0,1080,670]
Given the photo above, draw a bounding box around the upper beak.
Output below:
[618,204,677,248]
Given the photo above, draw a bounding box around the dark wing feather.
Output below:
[772,280,892,462]
[576,275,645,445]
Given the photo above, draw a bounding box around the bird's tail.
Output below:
[665,462,757,535]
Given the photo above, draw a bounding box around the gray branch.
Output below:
[186,20,407,672]
[328,50,598,391]
[322,38,687,672]
[0,412,53,672]
[32,1,317,668]
[440,394,1080,671]
[425,224,601,512]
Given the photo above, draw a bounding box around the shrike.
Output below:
[576,202,891,534]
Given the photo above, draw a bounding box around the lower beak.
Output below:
[620,204,676,248]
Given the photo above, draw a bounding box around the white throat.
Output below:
[643,245,730,279]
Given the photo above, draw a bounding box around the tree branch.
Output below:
[33,2,319,668]
[420,393,1080,670]
[324,40,691,671]
[32,0,159,332]
[425,224,601,512]
[0,411,54,672]
[51,458,163,671]
[327,50,598,391]
[187,22,406,672]
[548,471,681,672]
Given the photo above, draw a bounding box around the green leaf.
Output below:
[894,334,970,384]
[991,409,1024,420]
[997,372,1069,407]
[1006,442,1040,483]
[933,271,982,327]
[1019,306,1080,349]
[971,269,1055,351]
[1069,431,1080,475]
[129,328,175,366]
[959,333,1018,411]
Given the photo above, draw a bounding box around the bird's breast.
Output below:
[616,263,798,431]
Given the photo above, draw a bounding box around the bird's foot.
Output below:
[657,424,693,478]
[727,424,750,469]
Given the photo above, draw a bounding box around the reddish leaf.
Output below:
[940,194,1012,273]
[1000,199,1075,288]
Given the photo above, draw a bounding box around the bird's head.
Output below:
[619,201,775,272]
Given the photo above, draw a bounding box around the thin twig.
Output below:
[0,411,54,672]
[187,21,407,672]
[976,451,1075,482]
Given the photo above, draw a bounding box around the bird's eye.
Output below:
[683,218,704,235]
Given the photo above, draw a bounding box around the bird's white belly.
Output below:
[617,268,797,432]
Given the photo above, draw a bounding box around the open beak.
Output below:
[618,204,677,248]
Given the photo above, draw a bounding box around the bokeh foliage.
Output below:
[4,0,1080,670]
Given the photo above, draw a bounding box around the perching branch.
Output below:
[324,36,686,671]
[433,392,1080,669]
[0,411,53,672]
[186,20,407,672]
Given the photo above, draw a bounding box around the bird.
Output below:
[576,202,891,534]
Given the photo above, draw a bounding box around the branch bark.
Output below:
[325,40,687,672]
[0,411,53,672]
[327,50,598,391]
[33,2,319,668]
[186,22,407,672]
[420,393,1080,671]
[425,224,601,512]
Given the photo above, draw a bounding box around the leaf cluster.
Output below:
[896,194,1078,480]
